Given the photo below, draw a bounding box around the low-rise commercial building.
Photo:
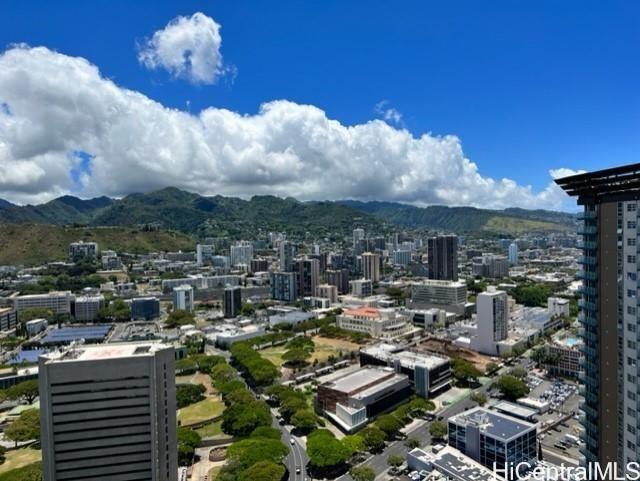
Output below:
[13,291,74,315]
[317,366,411,431]
[360,343,451,397]
[337,307,419,340]
[72,294,105,322]
[129,297,161,320]
[448,407,537,479]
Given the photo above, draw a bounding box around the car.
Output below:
[296,467,301,474]
[290,438,295,445]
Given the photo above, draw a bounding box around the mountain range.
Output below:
[0,187,574,237]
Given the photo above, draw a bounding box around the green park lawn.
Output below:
[0,448,41,474]
[195,420,229,439]
[178,397,224,426]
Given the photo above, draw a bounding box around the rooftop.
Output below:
[343,307,380,318]
[449,407,536,441]
[555,162,640,204]
[409,446,496,481]
[323,366,395,393]
[361,342,449,370]
[42,342,170,363]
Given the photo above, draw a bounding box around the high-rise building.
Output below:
[473,288,509,356]
[350,278,373,297]
[556,164,640,465]
[326,268,350,295]
[295,258,320,297]
[362,252,381,283]
[472,254,509,278]
[279,241,296,272]
[392,249,412,266]
[196,244,215,266]
[270,271,298,302]
[508,242,518,265]
[409,280,468,316]
[230,242,253,267]
[250,258,269,273]
[316,284,338,304]
[427,235,458,281]
[172,284,194,312]
[224,285,242,318]
[39,342,177,481]
[0,308,18,332]
[353,228,365,251]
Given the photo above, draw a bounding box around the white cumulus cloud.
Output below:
[137,12,230,85]
[0,45,574,210]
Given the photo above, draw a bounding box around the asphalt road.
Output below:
[270,408,310,481]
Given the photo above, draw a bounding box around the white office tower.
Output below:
[508,242,518,265]
[39,343,177,481]
[473,288,509,356]
[172,284,194,312]
[230,242,254,267]
[362,252,381,282]
[196,244,215,266]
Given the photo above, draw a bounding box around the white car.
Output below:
[290,438,295,445]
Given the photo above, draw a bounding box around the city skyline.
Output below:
[1,2,638,209]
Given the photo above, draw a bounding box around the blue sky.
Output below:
[0,0,638,209]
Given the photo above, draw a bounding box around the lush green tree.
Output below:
[360,425,386,452]
[485,361,500,375]
[341,434,365,457]
[375,414,403,439]
[211,363,238,385]
[18,308,53,323]
[175,358,198,374]
[349,466,375,481]
[285,336,314,351]
[387,454,404,469]
[222,399,272,437]
[495,375,530,401]
[307,429,350,471]
[176,383,206,408]
[177,427,201,465]
[408,397,435,415]
[238,461,285,481]
[226,438,288,472]
[405,437,420,449]
[3,380,39,404]
[451,358,482,386]
[280,396,308,422]
[429,421,447,440]
[190,354,225,373]
[230,342,280,386]
[165,309,195,328]
[281,348,311,367]
[250,426,282,440]
[471,391,488,406]
[4,409,40,447]
[510,366,528,379]
[511,283,555,307]
[291,409,318,433]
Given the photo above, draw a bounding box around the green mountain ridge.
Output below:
[0,188,573,236]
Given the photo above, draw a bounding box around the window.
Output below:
[628,289,637,298]
[629,221,637,229]
[629,255,637,264]
[628,322,637,332]
[628,340,637,350]
[628,272,638,282]
[628,203,637,212]
[629,238,637,246]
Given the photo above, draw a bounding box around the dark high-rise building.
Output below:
[556,163,640,466]
[270,271,298,302]
[279,241,296,272]
[250,258,269,273]
[326,268,350,295]
[223,286,242,318]
[427,235,458,281]
[294,258,320,297]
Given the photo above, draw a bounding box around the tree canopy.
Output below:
[495,375,530,401]
[307,429,350,471]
